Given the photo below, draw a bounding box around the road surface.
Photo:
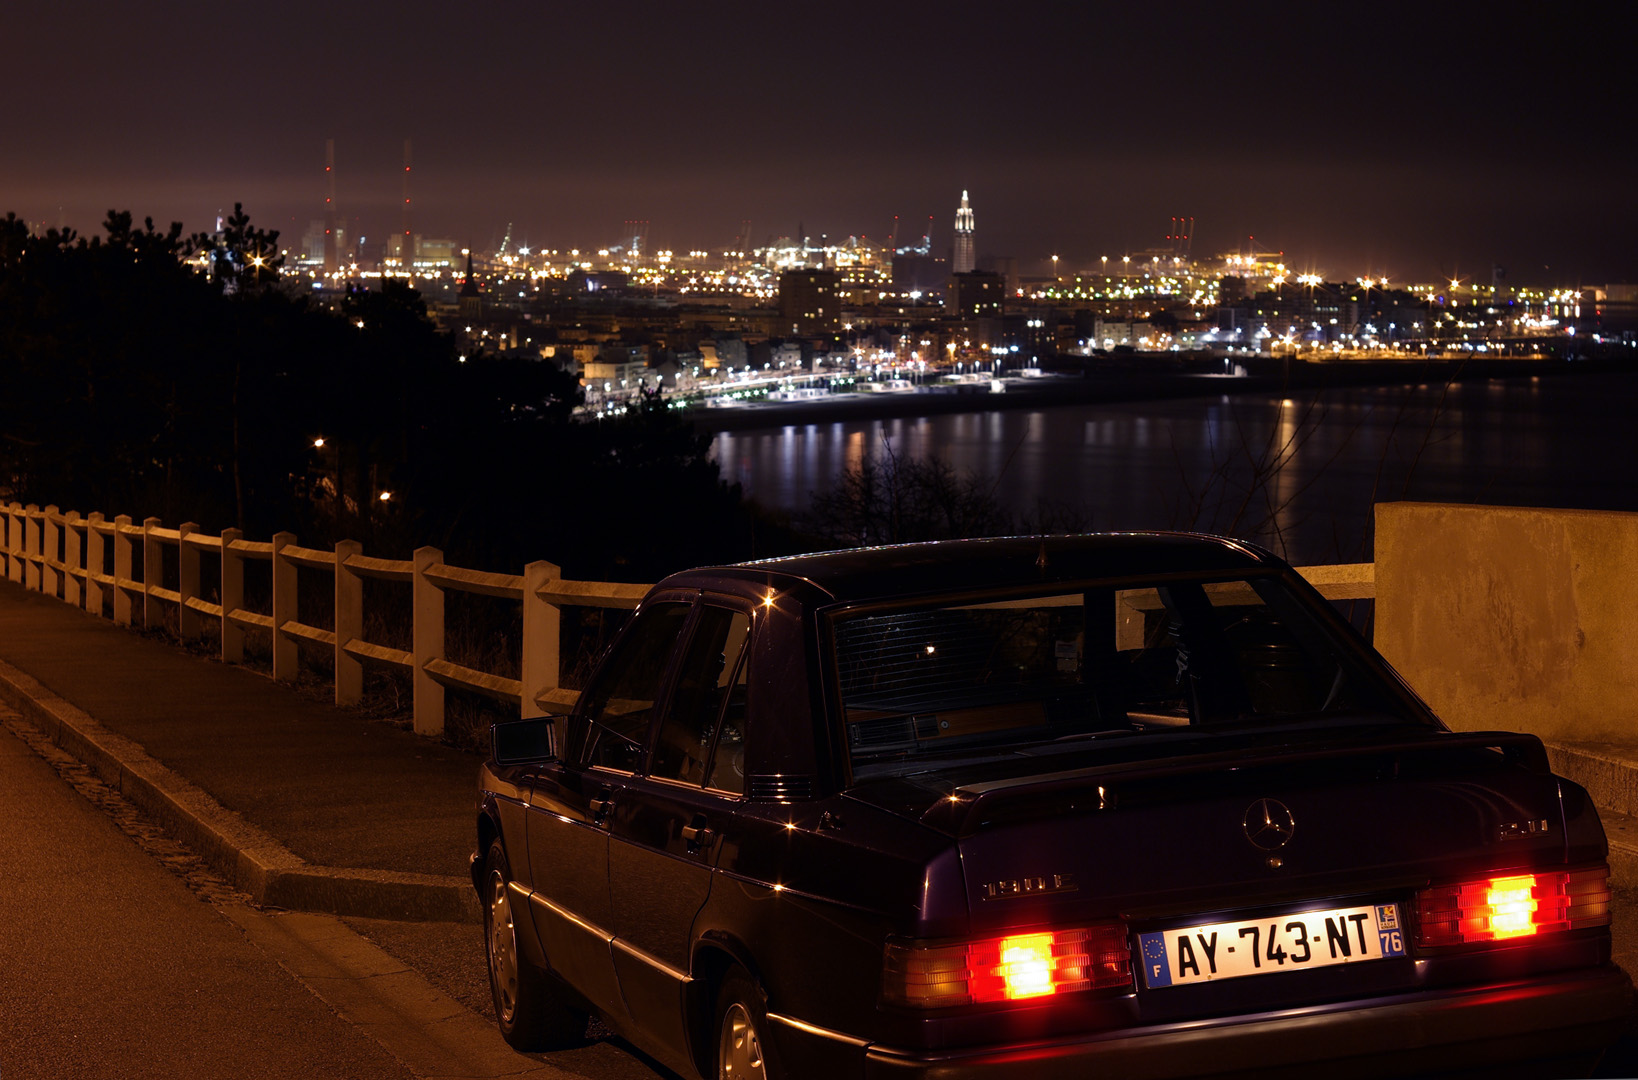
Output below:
[0,713,417,1080]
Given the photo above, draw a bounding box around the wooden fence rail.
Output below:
[1,501,648,737]
[2,500,1374,739]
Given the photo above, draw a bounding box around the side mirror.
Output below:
[492,715,559,765]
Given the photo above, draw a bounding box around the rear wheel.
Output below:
[483,837,585,1050]
[715,967,774,1079]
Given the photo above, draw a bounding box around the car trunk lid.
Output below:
[851,730,1576,932]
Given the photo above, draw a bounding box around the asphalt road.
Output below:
[0,716,417,1080]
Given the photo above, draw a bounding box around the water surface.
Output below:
[711,372,1638,564]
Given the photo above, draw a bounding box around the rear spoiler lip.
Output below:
[921,730,1549,837]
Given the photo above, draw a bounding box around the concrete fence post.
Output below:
[142,516,163,629]
[41,506,59,597]
[85,513,106,617]
[7,503,24,583]
[271,532,297,681]
[24,504,40,591]
[177,522,201,638]
[334,540,363,705]
[0,503,10,581]
[112,515,134,625]
[5,504,21,586]
[412,546,445,737]
[521,560,560,719]
[64,511,82,607]
[220,528,244,663]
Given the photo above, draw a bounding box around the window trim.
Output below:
[700,640,752,796]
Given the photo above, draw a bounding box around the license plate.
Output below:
[1138,903,1405,988]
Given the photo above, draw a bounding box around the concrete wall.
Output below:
[1375,502,1638,741]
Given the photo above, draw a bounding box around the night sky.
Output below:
[6,1,1634,285]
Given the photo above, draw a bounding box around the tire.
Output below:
[483,837,585,1050]
[714,967,776,1079]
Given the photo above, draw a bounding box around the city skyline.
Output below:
[5,2,1635,287]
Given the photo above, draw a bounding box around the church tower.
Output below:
[459,249,482,320]
[953,190,976,273]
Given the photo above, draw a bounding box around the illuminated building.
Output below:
[954,190,976,274]
[414,237,459,269]
[948,270,1005,319]
[779,268,841,335]
[948,269,1005,349]
[300,219,345,266]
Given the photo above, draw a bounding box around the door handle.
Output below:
[590,789,615,822]
[681,815,713,852]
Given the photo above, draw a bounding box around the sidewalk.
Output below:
[0,578,482,922]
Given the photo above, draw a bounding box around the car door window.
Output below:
[650,607,751,792]
[576,601,692,773]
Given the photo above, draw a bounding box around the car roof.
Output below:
[663,533,1282,607]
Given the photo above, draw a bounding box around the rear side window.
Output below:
[1118,579,1379,724]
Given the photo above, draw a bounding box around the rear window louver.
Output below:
[848,715,941,749]
[748,774,813,800]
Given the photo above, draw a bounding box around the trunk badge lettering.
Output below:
[981,873,1078,901]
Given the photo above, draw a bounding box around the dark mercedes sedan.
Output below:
[473,535,1632,1079]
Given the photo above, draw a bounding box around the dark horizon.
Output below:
[6,1,1635,287]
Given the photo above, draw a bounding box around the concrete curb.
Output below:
[0,657,480,923]
[220,908,576,1079]
[1547,742,1638,821]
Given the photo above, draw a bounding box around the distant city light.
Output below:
[168,197,1587,395]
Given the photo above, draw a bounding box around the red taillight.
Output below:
[882,925,1131,1008]
[1414,867,1611,948]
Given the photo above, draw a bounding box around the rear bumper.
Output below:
[837,966,1634,1079]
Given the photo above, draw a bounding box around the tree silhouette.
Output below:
[2,205,779,579]
[189,202,282,295]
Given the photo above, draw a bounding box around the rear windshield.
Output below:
[832,574,1421,780]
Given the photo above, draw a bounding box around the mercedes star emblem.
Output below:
[1242,798,1296,850]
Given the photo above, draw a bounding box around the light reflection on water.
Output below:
[712,373,1637,564]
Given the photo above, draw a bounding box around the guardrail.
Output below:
[1,501,646,736]
[2,499,1376,738]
